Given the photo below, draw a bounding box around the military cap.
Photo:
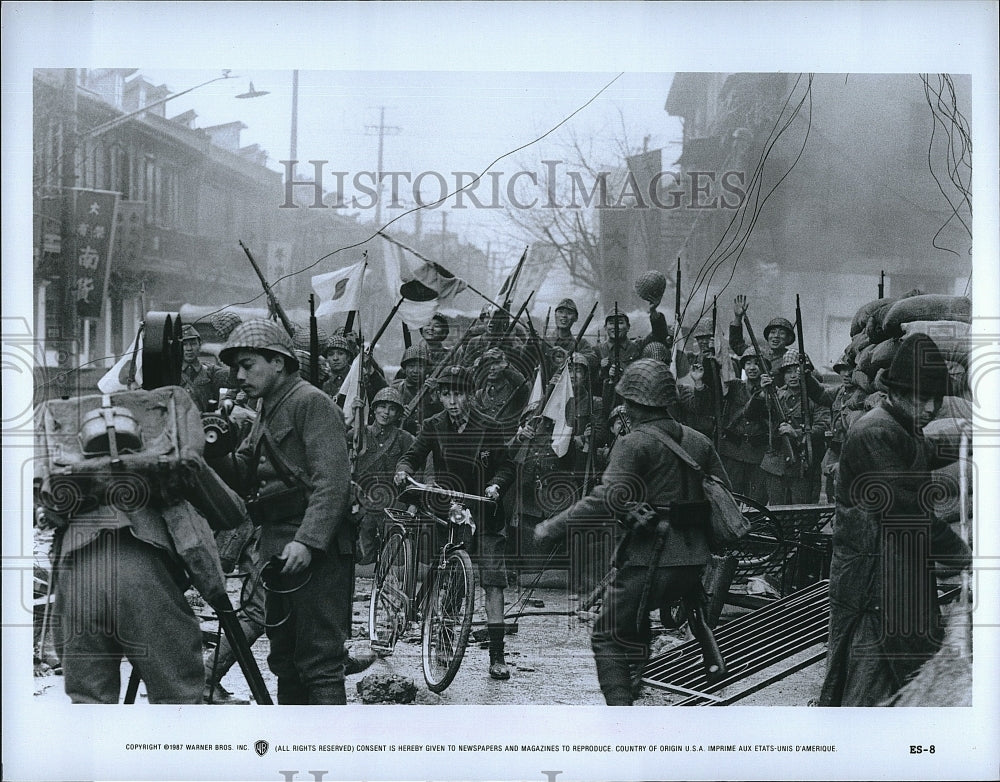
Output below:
[400,345,430,366]
[605,310,631,326]
[481,347,507,364]
[425,312,451,337]
[294,349,332,383]
[832,353,852,372]
[763,317,796,346]
[180,324,201,342]
[436,365,474,392]
[640,341,671,364]
[371,385,405,410]
[555,298,579,316]
[210,311,243,340]
[738,346,760,364]
[634,270,667,304]
[219,319,299,370]
[883,332,948,397]
[616,358,678,408]
[326,334,358,359]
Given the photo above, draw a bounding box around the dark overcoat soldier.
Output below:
[218,319,356,705]
[535,359,730,705]
[180,324,229,412]
[394,365,517,680]
[717,347,770,503]
[820,332,971,706]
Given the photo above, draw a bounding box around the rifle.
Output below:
[795,294,813,475]
[308,294,320,387]
[710,296,724,450]
[503,291,534,340]
[543,307,551,339]
[524,311,548,388]
[878,269,885,299]
[742,313,798,465]
[239,240,294,337]
[515,301,599,464]
[672,256,682,366]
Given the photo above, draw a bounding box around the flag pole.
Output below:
[377,230,524,327]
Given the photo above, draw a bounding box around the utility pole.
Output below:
[290,70,299,180]
[365,107,401,327]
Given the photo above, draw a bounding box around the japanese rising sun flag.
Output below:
[312,260,366,316]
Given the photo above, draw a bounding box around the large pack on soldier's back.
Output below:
[35,385,245,529]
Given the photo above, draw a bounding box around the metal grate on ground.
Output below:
[642,580,830,706]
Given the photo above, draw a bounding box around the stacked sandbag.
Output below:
[847,294,971,397]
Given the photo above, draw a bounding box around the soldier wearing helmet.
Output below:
[758,350,831,504]
[598,296,674,408]
[471,346,531,430]
[392,344,443,435]
[179,323,229,412]
[729,295,794,373]
[321,334,357,397]
[820,331,971,706]
[535,359,730,705]
[394,365,517,681]
[216,319,356,705]
[353,386,415,565]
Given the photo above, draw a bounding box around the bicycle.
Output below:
[368,477,490,693]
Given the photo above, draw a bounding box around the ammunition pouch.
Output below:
[245,486,308,526]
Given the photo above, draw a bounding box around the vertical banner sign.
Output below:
[69,188,120,319]
[112,201,147,271]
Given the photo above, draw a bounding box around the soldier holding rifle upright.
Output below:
[729,295,794,372]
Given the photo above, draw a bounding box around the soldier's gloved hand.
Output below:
[485,484,500,500]
[280,541,312,575]
[760,373,773,388]
[734,294,749,318]
[394,470,409,486]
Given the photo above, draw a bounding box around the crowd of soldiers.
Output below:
[41,270,970,707]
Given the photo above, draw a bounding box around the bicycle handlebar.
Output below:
[402,475,496,505]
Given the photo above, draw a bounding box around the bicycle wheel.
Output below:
[727,494,787,577]
[421,548,475,693]
[369,529,413,655]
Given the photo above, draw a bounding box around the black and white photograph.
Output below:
[3,2,999,781]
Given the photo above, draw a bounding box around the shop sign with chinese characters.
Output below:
[68,188,120,319]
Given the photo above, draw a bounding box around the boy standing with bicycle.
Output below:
[395,365,516,680]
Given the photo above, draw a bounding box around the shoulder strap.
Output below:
[639,423,705,476]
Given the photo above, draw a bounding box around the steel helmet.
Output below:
[763,317,795,346]
[371,385,405,412]
[634,270,667,304]
[400,345,430,366]
[326,334,357,359]
[219,319,298,370]
[210,311,243,340]
[569,352,591,370]
[738,346,760,365]
[640,341,670,364]
[291,324,330,353]
[778,349,801,371]
[615,358,678,408]
[692,321,715,340]
[555,298,579,316]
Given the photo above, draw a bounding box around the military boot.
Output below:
[487,623,510,681]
